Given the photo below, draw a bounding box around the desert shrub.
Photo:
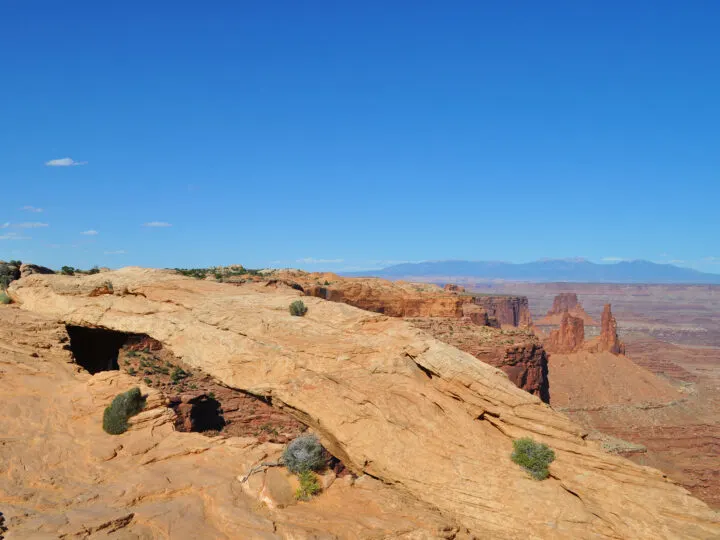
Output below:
[102,387,145,435]
[88,266,100,275]
[60,266,75,276]
[289,300,308,317]
[295,470,322,500]
[0,292,10,305]
[170,366,189,382]
[282,434,325,473]
[102,280,114,292]
[511,437,555,480]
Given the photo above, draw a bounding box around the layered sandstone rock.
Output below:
[0,307,460,538]
[19,262,55,278]
[538,293,597,325]
[274,271,532,327]
[461,302,496,327]
[472,295,533,327]
[443,283,466,293]
[8,269,720,539]
[408,317,549,402]
[545,312,585,353]
[587,304,626,355]
[302,277,468,318]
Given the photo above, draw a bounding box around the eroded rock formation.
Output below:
[538,292,597,325]
[19,263,55,278]
[472,295,533,327]
[8,268,719,538]
[0,307,460,538]
[587,304,626,355]
[443,283,465,293]
[545,312,585,353]
[408,317,549,402]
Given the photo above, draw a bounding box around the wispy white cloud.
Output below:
[80,229,99,236]
[0,232,31,241]
[21,205,43,213]
[0,222,9,229]
[15,222,49,229]
[45,157,87,167]
[104,250,126,255]
[669,259,686,264]
[601,257,625,262]
[703,256,720,262]
[143,221,172,228]
[296,257,345,264]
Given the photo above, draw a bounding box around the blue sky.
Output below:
[2,1,719,273]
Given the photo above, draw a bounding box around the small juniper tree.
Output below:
[511,437,556,480]
[289,300,308,317]
[102,387,145,435]
[282,434,325,473]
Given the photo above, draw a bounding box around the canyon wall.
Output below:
[407,318,550,403]
[472,295,532,327]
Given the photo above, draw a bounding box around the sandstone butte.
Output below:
[545,312,586,354]
[5,268,720,539]
[537,293,598,326]
[585,304,627,355]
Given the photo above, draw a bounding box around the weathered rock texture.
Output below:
[546,312,585,353]
[537,293,597,325]
[0,307,467,538]
[443,283,465,293]
[275,271,532,327]
[408,318,550,403]
[586,304,626,355]
[19,262,55,278]
[8,269,720,539]
[472,294,533,327]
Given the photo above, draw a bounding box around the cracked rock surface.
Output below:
[7,268,720,539]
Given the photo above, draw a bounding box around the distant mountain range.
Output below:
[345,259,720,284]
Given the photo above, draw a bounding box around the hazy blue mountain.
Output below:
[344,259,720,284]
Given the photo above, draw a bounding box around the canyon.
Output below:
[2,268,719,538]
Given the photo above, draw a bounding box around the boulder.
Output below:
[19,263,55,279]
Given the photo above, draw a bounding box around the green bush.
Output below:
[0,292,10,305]
[102,387,145,435]
[282,434,325,473]
[511,437,555,480]
[60,266,75,276]
[170,366,189,382]
[289,300,308,317]
[295,470,322,500]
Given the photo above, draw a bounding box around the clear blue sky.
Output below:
[2,1,719,273]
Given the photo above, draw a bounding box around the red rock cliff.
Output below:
[586,304,626,355]
[472,295,532,327]
[538,292,597,325]
[545,312,585,353]
[407,317,550,403]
